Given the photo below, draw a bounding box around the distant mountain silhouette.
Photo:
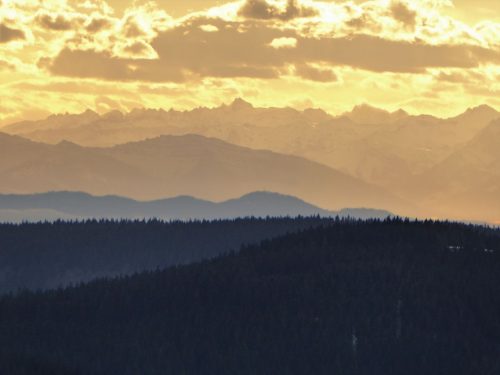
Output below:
[0,191,393,223]
[0,133,406,214]
[343,103,409,124]
[2,101,497,191]
[406,118,500,222]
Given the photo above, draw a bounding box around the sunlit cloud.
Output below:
[199,24,219,32]
[269,36,297,48]
[238,0,318,20]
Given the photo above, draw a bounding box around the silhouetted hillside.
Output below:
[1,219,499,375]
[0,217,335,293]
[0,191,393,223]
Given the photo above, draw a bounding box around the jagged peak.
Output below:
[350,103,389,114]
[464,104,498,115]
[55,139,81,148]
[302,107,330,120]
[82,109,99,116]
[46,109,99,121]
[349,103,408,117]
[393,108,409,116]
[344,103,409,124]
[448,104,499,122]
[228,97,254,110]
[129,107,167,115]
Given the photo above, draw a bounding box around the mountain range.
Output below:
[3,100,498,189]
[406,119,500,221]
[0,132,406,215]
[0,191,393,223]
[1,100,499,222]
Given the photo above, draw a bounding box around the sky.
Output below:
[0,0,499,125]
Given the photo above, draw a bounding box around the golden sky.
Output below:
[0,0,499,125]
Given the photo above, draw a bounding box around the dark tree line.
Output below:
[1,218,499,374]
[0,217,333,293]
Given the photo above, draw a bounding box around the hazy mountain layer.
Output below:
[3,101,498,189]
[404,119,500,222]
[0,191,393,223]
[0,133,406,214]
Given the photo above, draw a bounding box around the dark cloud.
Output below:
[295,64,338,82]
[0,24,25,43]
[36,14,80,31]
[86,18,112,33]
[346,14,372,29]
[123,41,154,57]
[390,2,417,29]
[435,70,483,84]
[45,17,500,82]
[296,34,500,73]
[47,48,187,82]
[239,0,318,20]
[150,19,288,71]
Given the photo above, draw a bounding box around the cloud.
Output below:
[238,0,318,21]
[0,59,15,71]
[346,13,381,32]
[13,0,499,82]
[122,17,150,38]
[46,18,287,81]
[430,68,500,98]
[296,34,500,72]
[44,16,500,83]
[200,24,219,33]
[85,17,113,33]
[36,13,82,31]
[434,70,482,83]
[295,64,338,82]
[270,37,297,48]
[0,24,25,43]
[390,1,417,30]
[46,49,173,82]
[121,41,159,59]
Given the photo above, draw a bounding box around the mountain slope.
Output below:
[0,217,336,293]
[0,134,152,195]
[407,119,500,222]
[0,132,407,213]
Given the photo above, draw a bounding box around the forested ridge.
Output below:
[1,219,499,374]
[0,217,333,293]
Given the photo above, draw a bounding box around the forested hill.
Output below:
[0,217,333,294]
[1,219,499,375]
